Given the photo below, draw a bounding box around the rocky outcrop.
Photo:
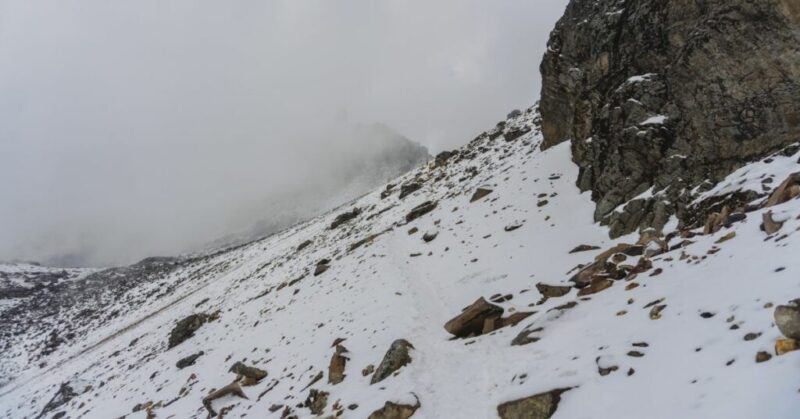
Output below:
[540,0,800,237]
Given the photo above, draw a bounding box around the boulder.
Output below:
[774,301,800,340]
[444,298,504,338]
[497,388,571,419]
[371,339,414,384]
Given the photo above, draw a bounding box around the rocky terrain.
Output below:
[2,1,800,418]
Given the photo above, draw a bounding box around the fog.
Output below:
[0,0,568,267]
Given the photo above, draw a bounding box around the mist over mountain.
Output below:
[0,0,567,268]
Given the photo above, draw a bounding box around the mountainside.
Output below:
[3,1,800,418]
[1,104,799,419]
[540,0,800,238]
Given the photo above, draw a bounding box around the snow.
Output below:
[640,115,668,126]
[1,109,800,419]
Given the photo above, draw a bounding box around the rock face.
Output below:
[540,0,800,237]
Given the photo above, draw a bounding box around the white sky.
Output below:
[0,0,568,266]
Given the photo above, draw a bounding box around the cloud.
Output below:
[0,0,568,266]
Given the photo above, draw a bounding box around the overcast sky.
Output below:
[0,0,568,267]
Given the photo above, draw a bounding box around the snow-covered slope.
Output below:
[2,107,799,419]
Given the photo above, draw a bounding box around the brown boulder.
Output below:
[444,298,504,338]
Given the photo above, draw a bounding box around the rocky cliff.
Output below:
[540,0,800,237]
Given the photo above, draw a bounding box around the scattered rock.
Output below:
[176,351,204,369]
[405,201,437,223]
[470,187,493,203]
[168,313,209,349]
[497,388,570,419]
[755,351,772,363]
[774,300,800,340]
[371,339,414,384]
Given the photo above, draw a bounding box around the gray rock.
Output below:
[775,300,800,340]
[371,339,414,384]
[540,0,800,237]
